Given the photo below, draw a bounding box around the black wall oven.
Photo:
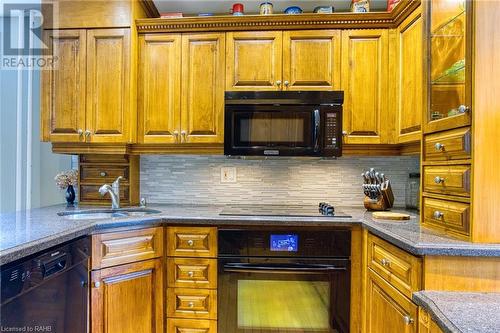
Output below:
[224,91,344,157]
[218,229,351,333]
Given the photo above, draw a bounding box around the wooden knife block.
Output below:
[364,182,395,211]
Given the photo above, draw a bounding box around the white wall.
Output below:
[0,13,72,214]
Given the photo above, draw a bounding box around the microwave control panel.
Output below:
[324,112,340,149]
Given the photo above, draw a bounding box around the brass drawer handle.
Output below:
[434,176,444,184]
[403,315,414,325]
[434,143,445,151]
[187,271,194,278]
[188,302,194,308]
[100,171,107,177]
[380,258,391,267]
[187,239,194,247]
[433,211,444,219]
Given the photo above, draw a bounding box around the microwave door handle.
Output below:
[313,109,321,152]
[223,263,346,275]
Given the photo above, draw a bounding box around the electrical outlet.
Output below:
[221,167,237,183]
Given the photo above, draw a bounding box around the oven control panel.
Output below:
[270,234,298,252]
[324,112,340,149]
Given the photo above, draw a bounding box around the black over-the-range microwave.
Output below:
[224,91,344,157]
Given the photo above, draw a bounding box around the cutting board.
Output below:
[372,212,411,221]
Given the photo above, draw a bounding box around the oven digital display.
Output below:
[270,234,298,252]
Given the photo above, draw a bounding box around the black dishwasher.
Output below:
[1,237,90,333]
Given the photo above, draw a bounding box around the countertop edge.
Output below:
[412,292,461,333]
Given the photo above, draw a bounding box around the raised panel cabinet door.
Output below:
[283,30,341,91]
[226,31,282,91]
[138,34,181,144]
[341,30,390,144]
[91,259,164,333]
[41,29,86,142]
[181,33,225,144]
[397,7,423,143]
[365,269,418,333]
[86,28,131,143]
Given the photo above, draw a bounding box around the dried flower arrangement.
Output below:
[55,170,79,190]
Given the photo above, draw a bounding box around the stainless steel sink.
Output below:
[58,208,161,220]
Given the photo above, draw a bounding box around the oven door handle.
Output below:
[313,109,321,152]
[223,263,346,275]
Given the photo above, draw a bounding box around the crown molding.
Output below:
[136,0,420,33]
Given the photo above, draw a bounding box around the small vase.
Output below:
[66,185,76,207]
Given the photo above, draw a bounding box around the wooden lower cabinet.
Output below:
[365,269,418,333]
[90,259,164,333]
[418,308,444,333]
[167,318,217,333]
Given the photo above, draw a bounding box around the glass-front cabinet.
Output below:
[425,0,472,133]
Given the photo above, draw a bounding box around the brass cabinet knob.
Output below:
[187,271,194,278]
[283,81,290,86]
[181,130,187,143]
[434,143,445,151]
[381,258,391,267]
[93,281,101,288]
[434,176,444,184]
[276,80,282,86]
[78,129,83,137]
[433,211,444,219]
[188,302,194,308]
[187,239,194,247]
[403,315,414,325]
[100,172,107,177]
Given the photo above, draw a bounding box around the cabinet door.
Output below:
[366,269,418,333]
[181,33,225,144]
[226,31,282,91]
[91,259,163,333]
[397,8,423,143]
[138,34,181,144]
[86,28,131,143]
[424,0,471,133]
[41,30,86,142]
[283,30,341,91]
[341,30,390,144]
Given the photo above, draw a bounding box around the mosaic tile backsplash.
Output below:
[140,155,420,207]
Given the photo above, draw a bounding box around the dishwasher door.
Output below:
[1,237,89,333]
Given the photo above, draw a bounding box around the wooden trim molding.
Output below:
[140,0,160,18]
[136,0,421,33]
[52,143,130,155]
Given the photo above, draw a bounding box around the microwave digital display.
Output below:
[270,234,298,252]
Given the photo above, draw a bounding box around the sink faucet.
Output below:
[98,176,123,209]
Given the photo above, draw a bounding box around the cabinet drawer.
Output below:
[167,318,217,333]
[91,227,163,269]
[422,197,470,236]
[167,258,217,289]
[423,165,471,196]
[167,288,217,320]
[424,127,471,161]
[80,165,129,183]
[80,184,129,202]
[167,227,217,258]
[367,233,422,299]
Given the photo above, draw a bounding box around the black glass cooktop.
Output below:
[219,204,351,218]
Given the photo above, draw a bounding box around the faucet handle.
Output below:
[112,176,124,186]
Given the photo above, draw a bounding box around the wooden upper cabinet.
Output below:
[41,30,86,142]
[283,30,341,91]
[226,31,282,91]
[397,7,423,143]
[181,33,225,144]
[91,259,164,333]
[365,269,418,333]
[341,30,390,144]
[424,0,472,133]
[138,34,181,144]
[86,28,131,143]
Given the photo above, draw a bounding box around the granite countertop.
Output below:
[2,204,500,265]
[413,291,500,333]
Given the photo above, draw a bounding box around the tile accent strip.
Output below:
[141,155,420,207]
